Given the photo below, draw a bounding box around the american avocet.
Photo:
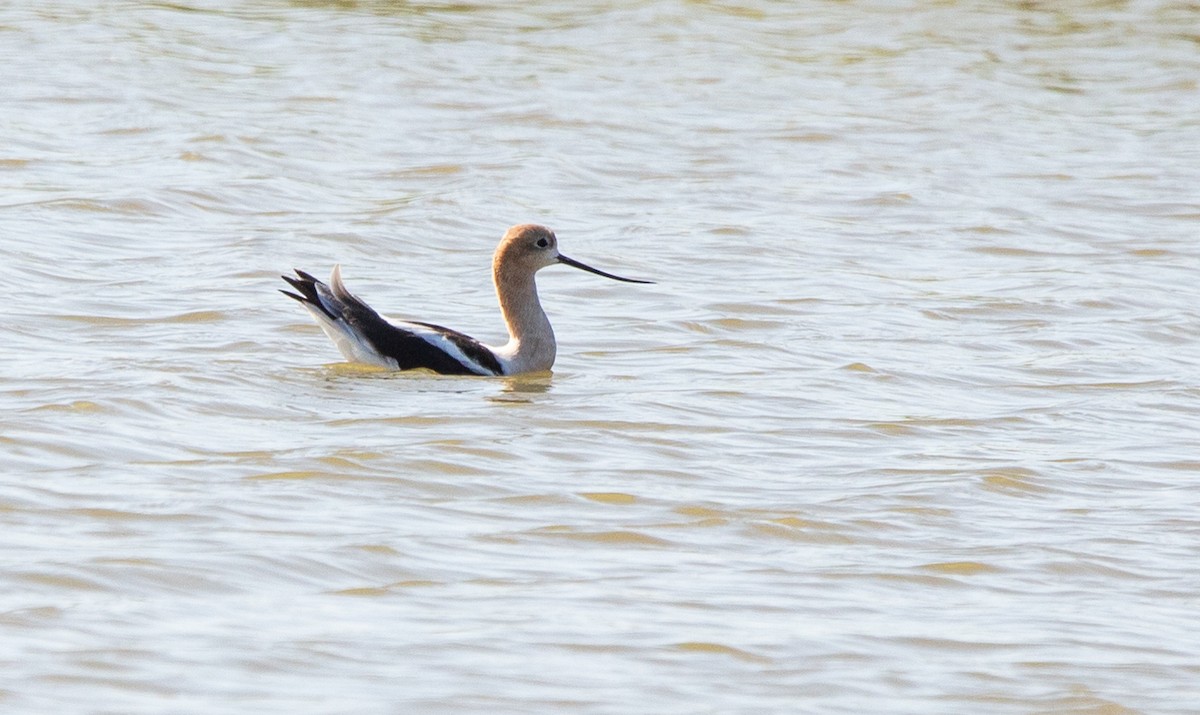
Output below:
[280,224,652,376]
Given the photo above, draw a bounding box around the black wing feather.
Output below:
[410,321,504,376]
[280,270,501,376]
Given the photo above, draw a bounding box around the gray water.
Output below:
[3,2,1199,713]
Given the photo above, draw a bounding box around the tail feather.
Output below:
[281,265,408,368]
[280,269,338,320]
[329,264,354,302]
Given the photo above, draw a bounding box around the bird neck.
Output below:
[494,268,556,372]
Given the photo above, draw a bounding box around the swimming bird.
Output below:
[280,224,652,376]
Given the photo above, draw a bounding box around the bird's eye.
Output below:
[536,238,549,248]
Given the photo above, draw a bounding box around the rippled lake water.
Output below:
[3,2,1199,712]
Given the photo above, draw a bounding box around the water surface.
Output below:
[2,2,1199,713]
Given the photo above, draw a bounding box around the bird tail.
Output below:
[280,268,339,320]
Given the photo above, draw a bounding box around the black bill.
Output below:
[558,254,654,284]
